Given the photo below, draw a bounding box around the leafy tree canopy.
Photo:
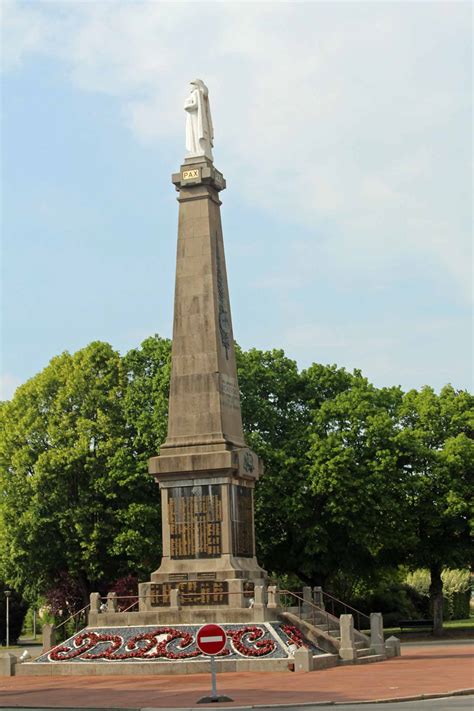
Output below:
[1,336,471,635]
[395,385,474,632]
[0,338,170,605]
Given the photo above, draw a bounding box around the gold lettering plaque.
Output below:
[168,484,223,559]
[150,581,228,607]
[182,169,199,180]
[150,583,171,607]
[231,485,254,558]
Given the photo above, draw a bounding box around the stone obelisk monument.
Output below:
[140,80,266,615]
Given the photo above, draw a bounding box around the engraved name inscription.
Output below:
[168,484,222,560]
[150,581,228,607]
[231,485,254,558]
[150,583,171,607]
[220,373,240,410]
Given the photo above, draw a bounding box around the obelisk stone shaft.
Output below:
[143,158,266,612]
[163,161,244,451]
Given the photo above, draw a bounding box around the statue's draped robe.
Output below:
[184,88,214,161]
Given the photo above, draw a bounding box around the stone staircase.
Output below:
[280,589,387,666]
[312,614,383,664]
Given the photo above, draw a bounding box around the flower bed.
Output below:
[35,622,322,663]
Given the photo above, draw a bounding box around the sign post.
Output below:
[196,623,233,704]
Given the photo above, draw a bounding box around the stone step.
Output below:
[303,617,334,628]
[355,653,386,665]
[356,647,373,657]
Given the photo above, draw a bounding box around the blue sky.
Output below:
[1,0,472,399]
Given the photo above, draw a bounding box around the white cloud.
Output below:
[1,0,49,69]
[0,373,22,400]
[2,1,471,304]
[284,316,472,391]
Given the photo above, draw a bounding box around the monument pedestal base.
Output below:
[89,604,276,628]
[144,442,266,618]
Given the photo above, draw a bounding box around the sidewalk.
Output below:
[0,644,472,708]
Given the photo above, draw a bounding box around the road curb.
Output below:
[331,688,474,704]
[0,689,473,710]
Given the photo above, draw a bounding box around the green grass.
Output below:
[443,617,474,629]
[381,617,474,636]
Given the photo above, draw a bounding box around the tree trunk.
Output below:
[429,563,444,636]
[76,572,91,610]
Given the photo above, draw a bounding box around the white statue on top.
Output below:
[184,79,214,162]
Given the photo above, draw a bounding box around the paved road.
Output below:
[1,698,474,711]
[336,699,474,710]
[254,699,474,710]
[251,699,473,710]
[1,643,471,709]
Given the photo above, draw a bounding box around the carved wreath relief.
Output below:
[215,234,231,359]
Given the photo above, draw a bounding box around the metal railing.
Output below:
[321,590,371,633]
[54,603,90,642]
[87,588,370,635]
[107,594,139,612]
[280,589,370,635]
[120,598,139,612]
[91,591,255,611]
[280,589,333,633]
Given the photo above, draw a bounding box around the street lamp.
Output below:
[4,591,11,648]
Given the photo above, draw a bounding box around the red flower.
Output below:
[227,626,275,657]
[49,624,278,662]
[281,624,307,648]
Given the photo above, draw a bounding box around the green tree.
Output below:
[396,385,474,634]
[236,350,381,588]
[2,333,471,634]
[236,347,311,579]
[116,335,171,573]
[305,373,407,593]
[0,339,169,605]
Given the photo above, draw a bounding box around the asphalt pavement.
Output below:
[1,698,474,711]
[1,641,472,709]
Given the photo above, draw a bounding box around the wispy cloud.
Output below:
[284,315,471,389]
[2,1,471,391]
[3,2,471,303]
[0,373,22,401]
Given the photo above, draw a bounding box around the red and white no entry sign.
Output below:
[196,623,227,656]
[195,623,233,703]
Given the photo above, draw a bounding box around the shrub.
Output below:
[405,569,430,597]
[354,583,424,623]
[108,574,139,611]
[404,568,471,620]
[44,573,84,618]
